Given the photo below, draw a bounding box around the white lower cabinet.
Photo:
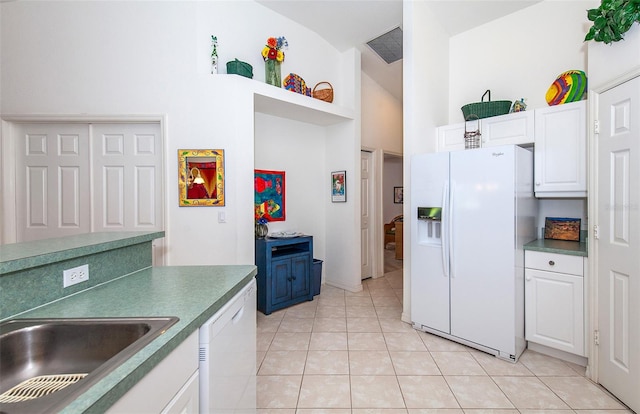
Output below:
[107,331,199,414]
[525,251,585,356]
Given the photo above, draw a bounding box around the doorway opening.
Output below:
[383,153,403,276]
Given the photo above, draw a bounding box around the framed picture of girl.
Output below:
[331,170,346,203]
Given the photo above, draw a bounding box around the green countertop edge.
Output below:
[524,238,588,257]
[0,231,165,274]
[9,264,257,414]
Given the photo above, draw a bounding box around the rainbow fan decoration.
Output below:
[545,70,587,106]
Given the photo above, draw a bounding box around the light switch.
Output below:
[218,211,226,223]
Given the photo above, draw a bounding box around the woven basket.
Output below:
[226,59,253,79]
[461,90,511,120]
[312,82,334,103]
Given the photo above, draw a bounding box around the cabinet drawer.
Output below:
[525,250,583,276]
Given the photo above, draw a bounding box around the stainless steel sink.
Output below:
[0,317,178,414]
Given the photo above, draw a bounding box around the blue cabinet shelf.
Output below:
[255,236,313,314]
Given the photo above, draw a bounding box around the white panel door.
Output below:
[12,121,164,263]
[597,76,640,413]
[360,151,373,280]
[91,123,163,232]
[15,123,91,241]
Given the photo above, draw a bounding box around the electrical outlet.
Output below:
[63,264,89,288]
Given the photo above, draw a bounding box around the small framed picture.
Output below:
[331,170,346,202]
[394,186,403,204]
[544,217,581,241]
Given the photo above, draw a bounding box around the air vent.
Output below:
[366,27,403,64]
[0,373,88,403]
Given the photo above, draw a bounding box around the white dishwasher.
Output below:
[199,278,256,414]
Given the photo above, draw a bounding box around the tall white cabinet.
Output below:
[534,100,587,197]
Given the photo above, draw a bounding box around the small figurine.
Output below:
[511,98,527,112]
[211,35,218,74]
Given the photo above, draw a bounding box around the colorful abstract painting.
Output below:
[254,169,285,222]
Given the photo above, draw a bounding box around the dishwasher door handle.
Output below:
[232,305,245,324]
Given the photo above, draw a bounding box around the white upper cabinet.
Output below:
[437,111,534,152]
[482,110,534,147]
[437,122,466,152]
[534,100,587,197]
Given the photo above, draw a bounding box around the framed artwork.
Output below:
[331,170,346,202]
[255,169,286,221]
[544,217,581,241]
[394,186,403,204]
[178,149,225,206]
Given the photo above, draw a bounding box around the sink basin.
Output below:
[0,317,178,414]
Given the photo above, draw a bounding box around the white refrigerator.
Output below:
[410,145,536,361]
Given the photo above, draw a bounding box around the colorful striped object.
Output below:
[545,70,587,106]
[283,73,311,96]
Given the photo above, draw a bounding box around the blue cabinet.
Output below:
[255,236,313,314]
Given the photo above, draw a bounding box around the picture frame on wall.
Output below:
[254,169,286,221]
[331,170,346,203]
[394,186,403,204]
[178,149,225,206]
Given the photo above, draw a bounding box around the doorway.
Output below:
[383,153,403,275]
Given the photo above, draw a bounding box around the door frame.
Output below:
[0,114,167,250]
[587,68,640,382]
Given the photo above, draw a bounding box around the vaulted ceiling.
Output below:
[257,0,542,102]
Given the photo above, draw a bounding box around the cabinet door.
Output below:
[437,122,466,152]
[271,259,292,306]
[525,268,584,356]
[161,371,199,414]
[290,254,311,299]
[482,110,534,147]
[534,100,587,197]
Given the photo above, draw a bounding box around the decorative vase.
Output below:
[264,59,281,87]
[255,223,269,238]
[211,35,218,74]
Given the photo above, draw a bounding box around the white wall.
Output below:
[448,1,598,123]
[361,72,402,154]
[0,1,359,277]
[588,22,640,88]
[538,199,588,236]
[254,112,327,262]
[402,0,451,321]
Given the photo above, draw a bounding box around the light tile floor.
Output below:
[256,269,631,413]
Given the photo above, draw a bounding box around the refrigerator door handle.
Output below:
[441,182,450,278]
[449,181,455,278]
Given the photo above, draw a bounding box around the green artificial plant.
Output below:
[585,0,640,44]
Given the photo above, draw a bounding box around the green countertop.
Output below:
[9,264,257,413]
[524,238,588,257]
[0,231,165,274]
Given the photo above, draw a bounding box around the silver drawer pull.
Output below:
[549,260,555,266]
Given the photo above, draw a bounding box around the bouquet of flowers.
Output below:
[262,36,288,62]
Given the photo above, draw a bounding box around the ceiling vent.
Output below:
[366,26,403,64]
